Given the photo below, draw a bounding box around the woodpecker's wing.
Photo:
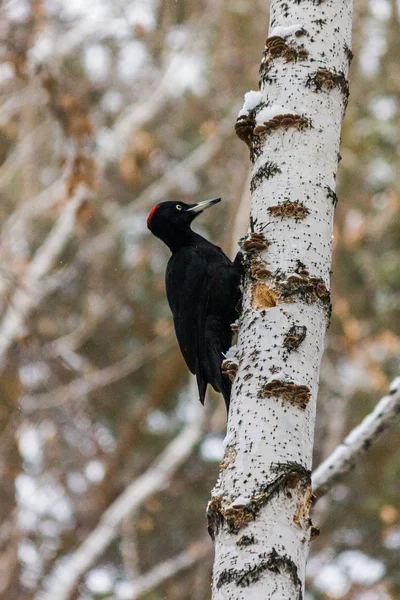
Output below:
[204,255,242,409]
[166,248,209,404]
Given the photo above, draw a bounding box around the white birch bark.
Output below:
[210,2,353,598]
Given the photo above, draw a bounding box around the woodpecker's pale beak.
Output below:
[187,198,221,213]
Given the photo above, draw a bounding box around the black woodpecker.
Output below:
[147,198,241,411]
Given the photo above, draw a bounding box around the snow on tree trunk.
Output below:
[210,2,353,599]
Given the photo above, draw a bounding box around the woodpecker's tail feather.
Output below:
[221,381,231,413]
[196,373,207,405]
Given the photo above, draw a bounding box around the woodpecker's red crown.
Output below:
[147,204,160,229]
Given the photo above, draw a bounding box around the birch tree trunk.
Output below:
[210,2,353,598]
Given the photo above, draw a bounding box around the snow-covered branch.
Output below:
[312,378,400,498]
[108,8,217,159]
[0,92,38,128]
[41,293,116,359]
[24,115,233,313]
[36,401,206,600]
[126,538,211,600]
[77,112,236,263]
[0,124,47,191]
[114,51,196,157]
[0,191,88,369]
[0,179,65,247]
[22,336,175,412]
[119,109,237,218]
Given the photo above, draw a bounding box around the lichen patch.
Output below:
[260,380,311,409]
[264,35,309,63]
[235,114,255,146]
[306,68,349,109]
[283,325,307,352]
[249,256,272,281]
[242,231,270,254]
[254,113,310,136]
[221,360,238,382]
[280,275,330,307]
[267,200,310,220]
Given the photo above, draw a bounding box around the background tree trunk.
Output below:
[210,2,354,598]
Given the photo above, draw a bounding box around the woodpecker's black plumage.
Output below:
[147,198,241,411]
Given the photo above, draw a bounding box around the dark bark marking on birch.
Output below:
[325,185,338,206]
[249,139,264,163]
[216,548,303,599]
[207,496,225,540]
[259,59,276,87]
[293,0,326,4]
[311,525,321,539]
[236,534,257,547]
[344,43,354,63]
[272,462,310,480]
[250,161,282,192]
[207,464,311,538]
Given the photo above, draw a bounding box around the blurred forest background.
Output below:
[0,0,399,598]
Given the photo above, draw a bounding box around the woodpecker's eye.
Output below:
[176,204,182,211]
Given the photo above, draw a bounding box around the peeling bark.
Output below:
[211,0,353,598]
